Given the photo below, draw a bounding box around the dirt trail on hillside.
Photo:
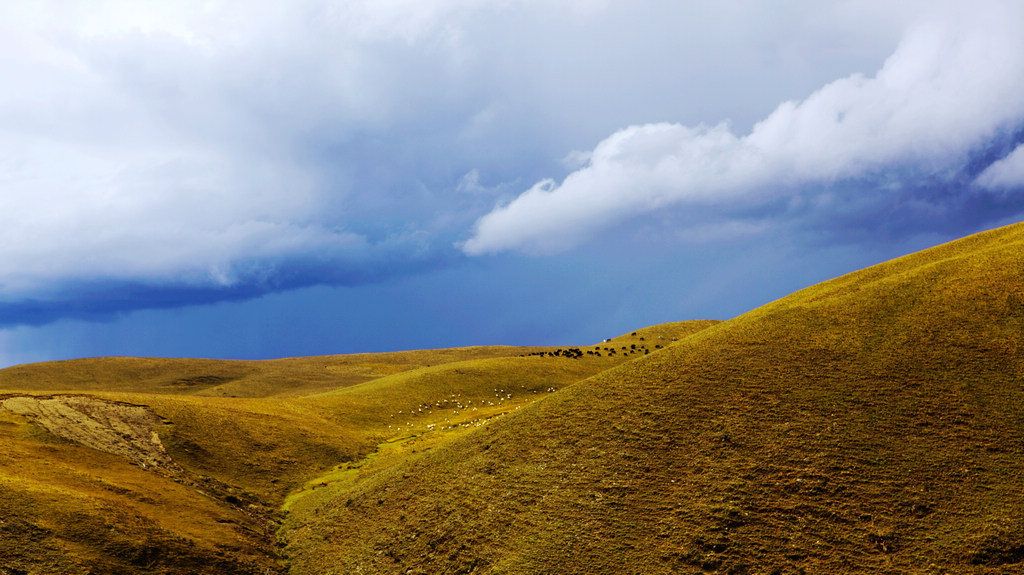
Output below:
[0,394,182,475]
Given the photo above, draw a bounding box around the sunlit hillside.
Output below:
[2,221,1023,574]
[0,323,712,573]
[281,221,1024,574]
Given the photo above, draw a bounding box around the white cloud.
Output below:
[0,0,487,297]
[4,0,1012,304]
[3,1,635,298]
[975,144,1024,190]
[462,3,1024,255]
[0,129,365,294]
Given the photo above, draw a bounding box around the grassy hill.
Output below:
[279,222,1024,574]
[1,221,1023,574]
[0,323,712,574]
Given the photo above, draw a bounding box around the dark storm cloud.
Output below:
[0,244,456,328]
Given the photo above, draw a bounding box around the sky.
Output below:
[2,0,1024,367]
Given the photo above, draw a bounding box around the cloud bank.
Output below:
[5,0,1020,330]
[0,0,523,312]
[2,1,636,308]
[462,4,1024,255]
[976,144,1024,190]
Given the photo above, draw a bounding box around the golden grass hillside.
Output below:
[0,323,713,574]
[279,222,1024,574]
[2,221,1022,574]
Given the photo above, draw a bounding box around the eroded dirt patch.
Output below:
[0,394,182,475]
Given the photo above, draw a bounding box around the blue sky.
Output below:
[2,0,1024,367]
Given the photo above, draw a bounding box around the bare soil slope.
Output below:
[0,395,180,473]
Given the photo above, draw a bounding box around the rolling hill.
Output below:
[1,221,1023,574]
[0,324,711,573]
[279,222,1024,574]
